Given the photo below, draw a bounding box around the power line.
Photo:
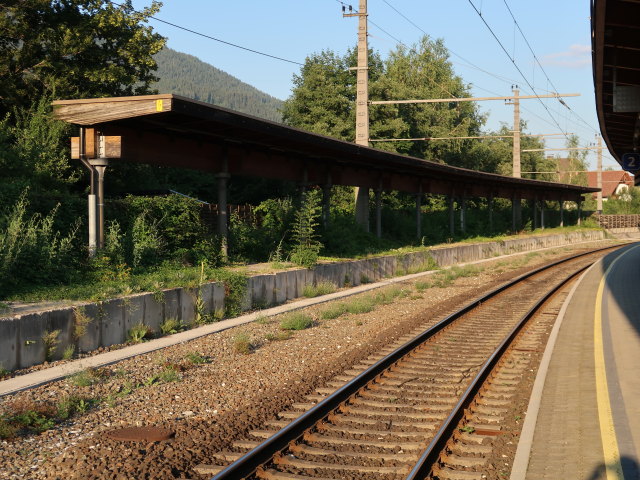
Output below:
[466,0,571,142]
[500,0,599,134]
[109,1,303,66]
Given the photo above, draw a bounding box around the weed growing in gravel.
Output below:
[57,395,96,419]
[69,367,111,387]
[431,265,482,288]
[414,281,429,292]
[280,312,313,331]
[302,282,336,298]
[255,315,271,324]
[185,352,210,364]
[0,417,18,439]
[158,365,181,383]
[128,322,152,343]
[344,297,375,315]
[2,399,57,436]
[265,331,292,342]
[320,303,348,320]
[160,318,184,335]
[233,332,254,354]
[372,286,404,305]
[0,365,9,379]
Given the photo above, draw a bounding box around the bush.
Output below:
[290,192,322,268]
[0,192,79,296]
[303,282,336,298]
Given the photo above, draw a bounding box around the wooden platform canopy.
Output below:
[52,94,597,252]
[592,0,640,183]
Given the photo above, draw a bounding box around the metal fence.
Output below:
[593,214,640,229]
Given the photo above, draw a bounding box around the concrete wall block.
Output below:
[46,308,74,361]
[284,270,298,300]
[164,289,182,321]
[385,256,397,276]
[240,277,253,312]
[334,262,348,287]
[294,269,307,297]
[274,272,288,304]
[180,288,197,325]
[77,303,101,354]
[124,294,148,333]
[17,312,48,369]
[251,274,275,308]
[0,318,19,371]
[212,282,225,318]
[199,283,215,316]
[143,293,164,333]
[100,298,125,348]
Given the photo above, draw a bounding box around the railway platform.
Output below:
[512,243,640,480]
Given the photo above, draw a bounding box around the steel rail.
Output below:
[210,245,618,480]
[405,262,592,479]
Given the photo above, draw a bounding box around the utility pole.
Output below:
[344,0,370,230]
[506,87,521,178]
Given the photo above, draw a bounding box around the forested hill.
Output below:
[153,47,283,122]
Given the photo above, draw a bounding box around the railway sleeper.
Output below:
[351,398,454,413]
[328,414,438,431]
[316,423,432,440]
[259,469,335,480]
[361,390,460,404]
[288,443,416,464]
[441,452,487,468]
[272,455,410,475]
[303,432,426,452]
[339,406,443,421]
[432,466,485,480]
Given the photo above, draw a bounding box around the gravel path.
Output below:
[0,242,616,479]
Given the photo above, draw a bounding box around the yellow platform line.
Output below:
[595,246,640,480]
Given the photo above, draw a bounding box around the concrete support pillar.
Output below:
[460,196,466,233]
[374,186,382,239]
[540,200,545,230]
[533,199,538,230]
[355,186,370,232]
[559,200,564,227]
[322,182,331,228]
[448,195,455,237]
[488,194,494,233]
[299,165,309,197]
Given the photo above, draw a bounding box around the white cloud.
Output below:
[540,44,591,68]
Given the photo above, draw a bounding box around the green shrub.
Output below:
[185,352,210,364]
[280,312,314,331]
[69,367,110,387]
[158,365,181,383]
[265,331,292,341]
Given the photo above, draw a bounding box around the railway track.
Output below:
[193,246,618,480]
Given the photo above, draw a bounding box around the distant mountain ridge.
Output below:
[153,47,283,122]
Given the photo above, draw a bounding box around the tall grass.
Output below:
[0,193,79,296]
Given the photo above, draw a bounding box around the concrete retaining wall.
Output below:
[0,230,605,371]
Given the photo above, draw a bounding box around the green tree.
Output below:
[0,0,165,116]
[282,36,486,169]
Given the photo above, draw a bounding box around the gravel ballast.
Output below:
[0,242,618,479]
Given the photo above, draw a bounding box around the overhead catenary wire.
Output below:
[465,0,571,142]
[109,1,303,66]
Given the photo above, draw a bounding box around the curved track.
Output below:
[197,246,620,480]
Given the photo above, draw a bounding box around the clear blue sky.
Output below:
[132,0,615,169]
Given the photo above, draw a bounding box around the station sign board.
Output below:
[622,153,640,173]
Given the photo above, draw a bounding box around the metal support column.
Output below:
[559,200,564,227]
[88,158,108,250]
[540,200,545,230]
[217,147,230,260]
[355,186,370,232]
[460,196,466,233]
[577,200,582,226]
[533,199,538,230]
